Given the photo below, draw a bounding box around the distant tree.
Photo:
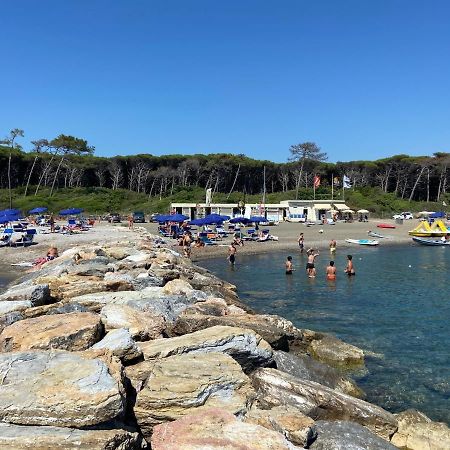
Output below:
[24,139,48,197]
[48,135,94,196]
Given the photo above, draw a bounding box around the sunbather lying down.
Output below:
[32,247,59,269]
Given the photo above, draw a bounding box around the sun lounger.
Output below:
[200,236,217,245]
[0,229,13,247]
[12,229,37,247]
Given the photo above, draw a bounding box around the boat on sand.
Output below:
[377,223,396,229]
[345,239,379,246]
[412,237,450,246]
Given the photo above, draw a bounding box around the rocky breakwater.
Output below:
[0,228,448,449]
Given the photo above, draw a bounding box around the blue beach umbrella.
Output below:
[59,208,84,215]
[189,218,207,226]
[166,213,189,222]
[29,207,48,214]
[0,209,21,216]
[230,217,251,224]
[249,216,266,223]
[204,214,230,224]
[0,214,19,224]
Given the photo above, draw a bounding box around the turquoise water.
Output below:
[201,245,450,424]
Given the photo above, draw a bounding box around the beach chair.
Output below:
[0,228,13,247]
[12,229,37,247]
[243,229,258,241]
[200,236,217,246]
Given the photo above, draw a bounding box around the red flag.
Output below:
[313,175,321,188]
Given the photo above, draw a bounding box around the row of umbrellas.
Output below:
[156,213,267,225]
[0,207,84,224]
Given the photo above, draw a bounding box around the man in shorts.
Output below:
[298,233,304,253]
[228,242,237,265]
[306,248,319,278]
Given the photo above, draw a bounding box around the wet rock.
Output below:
[100,304,166,340]
[134,352,255,439]
[274,350,364,398]
[0,312,103,352]
[390,409,450,450]
[92,328,142,362]
[245,405,317,447]
[173,313,302,351]
[0,351,124,427]
[151,408,295,450]
[0,283,50,307]
[138,325,273,373]
[0,422,145,449]
[310,420,397,449]
[251,368,397,440]
[308,334,365,368]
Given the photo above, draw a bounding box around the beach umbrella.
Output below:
[29,207,48,214]
[166,213,189,222]
[203,213,229,224]
[0,214,19,224]
[0,209,20,216]
[343,209,355,214]
[59,208,84,215]
[249,216,266,222]
[155,214,170,222]
[357,209,369,214]
[230,217,251,224]
[189,218,207,226]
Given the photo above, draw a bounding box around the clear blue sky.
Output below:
[1,0,450,162]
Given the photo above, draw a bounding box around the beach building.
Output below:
[170,199,351,222]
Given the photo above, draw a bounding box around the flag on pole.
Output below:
[313,175,321,188]
[343,175,352,189]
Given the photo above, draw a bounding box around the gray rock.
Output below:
[310,420,397,449]
[67,260,113,277]
[0,283,50,307]
[274,351,364,398]
[0,311,24,333]
[251,368,398,440]
[0,300,32,315]
[92,328,142,362]
[131,275,164,290]
[0,422,145,449]
[46,302,89,315]
[0,351,124,427]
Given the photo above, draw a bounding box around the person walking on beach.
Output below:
[182,231,192,258]
[326,260,336,280]
[285,256,293,274]
[306,248,319,278]
[298,233,304,253]
[329,239,336,253]
[228,242,237,265]
[344,254,355,276]
[128,214,134,229]
[49,215,55,233]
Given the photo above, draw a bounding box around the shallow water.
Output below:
[201,245,450,424]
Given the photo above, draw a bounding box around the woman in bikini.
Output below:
[326,260,336,280]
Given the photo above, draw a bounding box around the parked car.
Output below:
[392,212,414,220]
[108,213,121,223]
[132,211,146,223]
[149,213,159,223]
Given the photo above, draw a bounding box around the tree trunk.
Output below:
[50,155,65,197]
[7,150,12,208]
[35,154,55,195]
[408,166,425,202]
[24,156,39,197]
[226,164,240,199]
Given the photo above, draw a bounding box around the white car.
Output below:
[392,212,414,220]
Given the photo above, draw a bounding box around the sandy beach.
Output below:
[142,218,416,262]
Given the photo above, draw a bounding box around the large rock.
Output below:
[251,368,397,440]
[173,313,302,351]
[0,282,50,306]
[245,405,317,447]
[0,422,145,449]
[0,301,30,316]
[162,278,194,295]
[310,420,397,449]
[66,258,113,277]
[100,304,166,340]
[134,352,255,439]
[307,334,365,368]
[390,409,450,450]
[0,312,103,352]
[274,350,364,398]
[0,351,124,427]
[92,328,142,362]
[151,408,295,450]
[138,325,273,372]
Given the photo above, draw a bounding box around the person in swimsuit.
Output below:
[228,242,237,265]
[285,256,293,274]
[344,254,355,276]
[326,260,336,280]
[298,233,304,253]
[329,239,336,253]
[306,248,319,277]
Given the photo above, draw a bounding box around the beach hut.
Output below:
[357,209,370,222]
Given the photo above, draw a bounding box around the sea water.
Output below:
[201,245,450,424]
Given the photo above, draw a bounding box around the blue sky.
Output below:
[1,0,450,162]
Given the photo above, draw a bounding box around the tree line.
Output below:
[1,129,449,206]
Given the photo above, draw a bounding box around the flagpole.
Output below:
[331,173,334,200]
[313,176,316,200]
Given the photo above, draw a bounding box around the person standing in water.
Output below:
[329,239,336,253]
[228,242,237,265]
[298,233,305,253]
[344,254,355,276]
[326,260,336,280]
[285,256,293,274]
[306,248,319,278]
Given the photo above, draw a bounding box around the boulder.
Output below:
[92,328,142,362]
[66,259,113,277]
[390,409,450,450]
[0,300,30,316]
[0,422,145,449]
[245,405,317,447]
[310,420,397,449]
[46,302,89,315]
[273,350,364,398]
[251,368,397,440]
[138,325,273,372]
[103,246,134,260]
[173,313,302,350]
[100,304,166,340]
[307,334,365,368]
[134,352,255,439]
[0,282,50,307]
[0,310,23,334]
[0,312,103,352]
[0,351,124,427]
[151,408,295,450]
[162,278,194,295]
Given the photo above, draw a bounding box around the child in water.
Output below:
[285,256,293,274]
[344,254,356,276]
[326,260,336,280]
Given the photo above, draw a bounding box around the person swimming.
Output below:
[326,260,336,280]
[344,254,356,276]
[285,256,293,274]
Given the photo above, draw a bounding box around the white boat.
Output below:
[345,238,379,246]
[368,231,390,239]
